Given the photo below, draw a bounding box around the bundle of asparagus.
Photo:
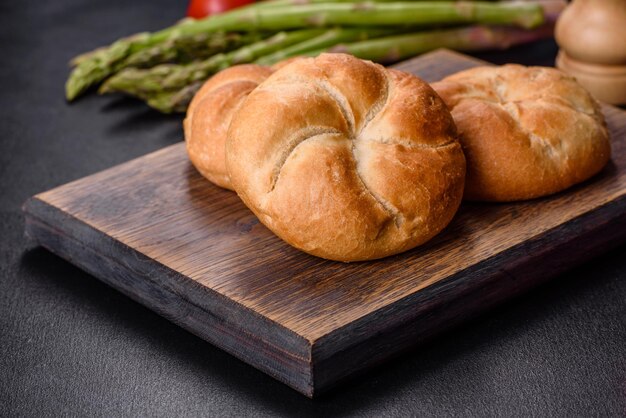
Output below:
[66,0,566,113]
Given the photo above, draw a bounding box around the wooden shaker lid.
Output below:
[555,0,626,104]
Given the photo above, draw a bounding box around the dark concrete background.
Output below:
[1,1,625,415]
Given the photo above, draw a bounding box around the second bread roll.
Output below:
[184,64,274,190]
[432,64,611,201]
[226,53,466,262]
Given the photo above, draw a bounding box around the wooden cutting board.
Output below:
[23,50,626,397]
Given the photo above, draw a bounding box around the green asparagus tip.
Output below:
[65,71,84,101]
[97,81,113,95]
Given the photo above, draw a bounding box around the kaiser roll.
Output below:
[432,64,611,202]
[226,53,466,262]
[184,64,274,190]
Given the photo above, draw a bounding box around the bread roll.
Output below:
[432,64,611,201]
[184,64,274,190]
[226,53,466,262]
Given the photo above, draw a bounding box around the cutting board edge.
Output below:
[22,196,318,397]
[310,194,626,395]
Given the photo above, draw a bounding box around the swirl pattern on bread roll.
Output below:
[184,64,274,190]
[432,64,611,202]
[226,53,466,262]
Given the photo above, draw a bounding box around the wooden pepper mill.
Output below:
[555,0,626,105]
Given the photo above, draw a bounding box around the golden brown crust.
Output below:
[226,53,465,262]
[432,64,611,201]
[184,64,274,190]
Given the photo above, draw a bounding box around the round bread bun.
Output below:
[184,64,274,190]
[432,64,611,202]
[226,53,466,262]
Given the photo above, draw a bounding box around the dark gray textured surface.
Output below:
[1,1,625,415]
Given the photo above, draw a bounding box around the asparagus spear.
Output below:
[65,31,266,100]
[195,1,545,33]
[100,29,326,111]
[66,1,544,100]
[123,31,267,68]
[308,24,556,63]
[254,27,401,65]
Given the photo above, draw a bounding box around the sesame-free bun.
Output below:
[432,64,611,202]
[184,64,274,190]
[226,53,466,262]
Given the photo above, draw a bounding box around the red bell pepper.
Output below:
[187,0,255,18]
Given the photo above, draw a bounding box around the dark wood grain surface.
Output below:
[23,50,626,397]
